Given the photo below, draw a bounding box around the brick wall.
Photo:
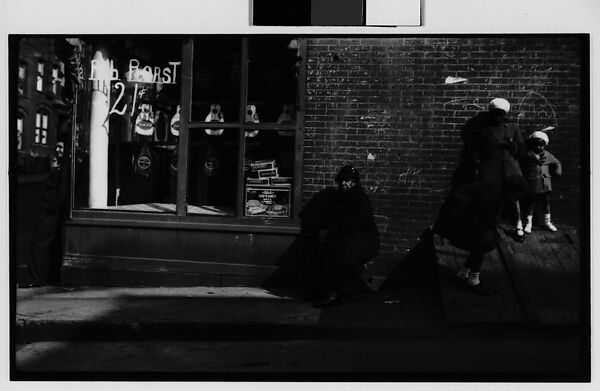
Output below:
[302,37,585,264]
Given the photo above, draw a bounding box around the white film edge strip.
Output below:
[365,0,421,26]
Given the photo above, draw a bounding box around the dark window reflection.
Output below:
[191,37,241,123]
[247,37,299,124]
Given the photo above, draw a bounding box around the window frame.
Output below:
[70,36,306,232]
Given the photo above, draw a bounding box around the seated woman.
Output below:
[304,165,380,307]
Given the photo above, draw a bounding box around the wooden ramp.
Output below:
[434,224,581,325]
[496,225,581,325]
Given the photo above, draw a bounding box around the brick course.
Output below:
[302,37,585,264]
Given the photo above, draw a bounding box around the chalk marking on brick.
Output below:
[515,91,558,133]
[442,97,486,111]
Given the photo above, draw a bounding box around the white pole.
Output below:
[88,50,110,208]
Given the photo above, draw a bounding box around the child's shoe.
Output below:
[544,213,558,232]
[524,215,533,234]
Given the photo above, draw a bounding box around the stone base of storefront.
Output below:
[61,221,299,287]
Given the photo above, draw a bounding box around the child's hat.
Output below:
[529,131,549,146]
[489,98,510,113]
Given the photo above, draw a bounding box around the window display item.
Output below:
[247,178,270,185]
[134,142,153,178]
[121,94,134,143]
[169,144,178,176]
[270,176,292,186]
[245,104,260,138]
[258,168,279,178]
[170,105,180,136]
[205,104,224,136]
[154,110,169,142]
[277,104,295,137]
[251,159,276,171]
[245,187,290,217]
[203,145,220,178]
[134,103,156,136]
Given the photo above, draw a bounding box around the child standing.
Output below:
[519,131,562,233]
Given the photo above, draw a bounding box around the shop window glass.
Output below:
[242,37,299,218]
[73,37,182,213]
[247,37,299,124]
[191,37,241,122]
[36,60,44,92]
[187,128,239,216]
[72,36,303,219]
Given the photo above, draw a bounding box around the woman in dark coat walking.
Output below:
[433,176,528,295]
[306,165,380,307]
[460,98,525,188]
[457,98,527,240]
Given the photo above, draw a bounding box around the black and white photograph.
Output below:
[1,0,597,387]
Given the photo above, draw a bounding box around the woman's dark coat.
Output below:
[521,150,562,195]
[302,184,380,293]
[319,184,380,257]
[433,180,502,252]
[458,111,525,188]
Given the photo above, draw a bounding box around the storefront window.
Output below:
[73,37,182,212]
[73,36,303,221]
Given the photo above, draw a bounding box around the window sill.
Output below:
[69,209,301,235]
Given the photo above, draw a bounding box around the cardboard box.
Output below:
[258,168,279,178]
[245,186,291,217]
[251,159,276,171]
[246,177,270,185]
[269,176,292,186]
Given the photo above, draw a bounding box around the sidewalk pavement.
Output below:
[13,285,587,379]
[15,284,449,344]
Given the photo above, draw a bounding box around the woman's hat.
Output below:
[335,165,360,182]
[489,98,511,113]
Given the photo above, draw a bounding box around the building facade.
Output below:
[13,37,75,279]
[15,37,72,174]
[13,35,586,287]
